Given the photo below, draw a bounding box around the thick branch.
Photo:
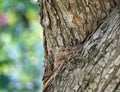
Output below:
[42,7,120,92]
[39,0,117,78]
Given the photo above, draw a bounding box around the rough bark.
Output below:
[39,0,120,92]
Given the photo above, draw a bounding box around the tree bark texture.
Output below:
[39,0,120,92]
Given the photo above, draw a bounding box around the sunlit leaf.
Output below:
[6,11,17,25]
[25,8,37,21]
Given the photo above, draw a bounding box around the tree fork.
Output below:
[39,0,120,92]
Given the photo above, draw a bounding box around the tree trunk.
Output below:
[39,0,120,92]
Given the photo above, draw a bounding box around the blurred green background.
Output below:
[0,0,44,92]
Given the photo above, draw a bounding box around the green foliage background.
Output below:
[0,0,44,92]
